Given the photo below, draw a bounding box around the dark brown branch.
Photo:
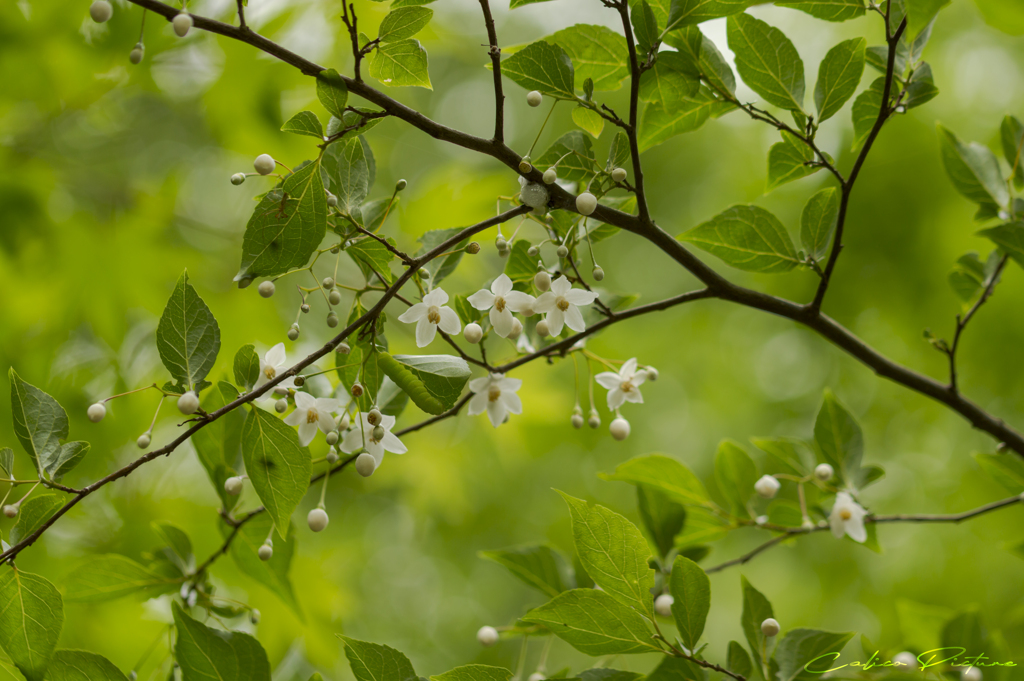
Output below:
[946,254,1009,392]
[614,0,652,225]
[394,393,473,436]
[477,0,505,142]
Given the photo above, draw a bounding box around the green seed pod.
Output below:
[329,290,342,305]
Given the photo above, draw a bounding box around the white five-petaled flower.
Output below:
[595,358,648,411]
[398,288,461,347]
[467,274,536,338]
[283,392,341,447]
[829,491,868,543]
[468,373,523,427]
[340,413,407,470]
[254,343,298,393]
[533,276,598,336]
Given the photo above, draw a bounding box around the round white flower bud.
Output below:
[527,245,540,257]
[224,476,244,496]
[464,323,483,344]
[327,312,339,328]
[556,245,569,258]
[654,594,674,617]
[761,618,780,637]
[571,413,584,429]
[646,367,659,381]
[576,192,597,216]
[322,277,335,290]
[307,507,329,532]
[477,625,500,647]
[535,320,550,337]
[288,327,300,341]
[129,43,145,64]
[508,318,523,339]
[588,412,600,429]
[755,514,768,526]
[230,172,245,185]
[372,425,386,441]
[355,452,376,477]
[814,463,834,481]
[892,652,917,670]
[327,193,338,207]
[338,413,350,431]
[367,408,382,426]
[177,391,200,415]
[329,289,343,305]
[254,154,276,175]
[87,402,107,423]
[534,271,551,292]
[173,11,193,37]
[543,168,557,184]
[3,505,18,519]
[962,668,982,681]
[89,0,113,23]
[529,674,546,681]
[258,280,275,298]
[275,398,288,413]
[610,417,630,441]
[526,91,543,107]
[326,430,339,445]
[611,167,627,182]
[592,266,604,281]
[136,433,151,449]
[755,475,781,498]
[327,448,339,464]
[258,543,273,561]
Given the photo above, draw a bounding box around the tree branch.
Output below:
[614,0,652,225]
[477,0,505,142]
[946,254,1009,392]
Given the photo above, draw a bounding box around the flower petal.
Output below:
[501,391,523,415]
[606,388,626,411]
[504,291,536,312]
[845,518,868,543]
[546,309,565,336]
[381,414,396,429]
[293,391,315,409]
[623,387,644,404]
[550,276,571,296]
[381,430,407,454]
[468,391,489,416]
[532,292,555,313]
[317,410,337,434]
[564,288,599,306]
[283,409,304,427]
[563,304,586,333]
[485,398,506,427]
[621,358,638,376]
[340,426,364,454]
[595,372,620,389]
[468,376,491,393]
[315,397,341,413]
[438,306,462,334]
[497,376,521,392]
[398,303,428,323]
[266,343,287,368]
[491,273,513,296]
[297,421,318,447]
[416,318,437,347]
[467,289,495,310]
[424,288,449,306]
[490,306,513,338]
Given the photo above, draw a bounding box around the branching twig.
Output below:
[477,0,504,142]
[946,254,1009,392]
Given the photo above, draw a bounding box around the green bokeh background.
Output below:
[0,0,1023,678]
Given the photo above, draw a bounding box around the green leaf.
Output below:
[9,368,69,477]
[416,227,467,286]
[974,452,1024,494]
[0,447,12,478]
[740,576,774,670]
[974,0,1024,35]
[386,355,471,413]
[348,237,396,285]
[152,521,194,573]
[766,131,819,191]
[979,222,1024,269]
[10,492,65,545]
[814,38,866,122]
[431,666,511,681]
[339,636,417,681]
[776,0,865,21]
[520,589,660,655]
[904,62,939,110]
[937,124,1008,208]
[813,389,863,489]
[44,650,129,681]
[325,137,373,215]
[64,554,182,602]
[637,486,686,558]
[1002,115,1024,188]
[665,27,736,96]
[326,109,386,143]
[572,107,604,138]
[776,629,855,681]
[645,656,706,681]
[316,69,349,119]
[679,204,800,273]
[727,13,805,112]
[379,7,433,41]
[714,440,757,516]
[670,556,711,651]
[905,0,948,39]
[639,52,700,104]
[632,2,660,57]
[236,159,328,280]
[941,611,988,654]
[666,0,757,31]
[500,41,575,99]
[801,187,840,261]
[281,111,324,139]
[948,252,986,303]
[369,39,432,89]
[173,602,271,681]
[580,670,643,681]
[192,382,244,509]
[639,87,727,151]
[557,491,654,614]
[233,344,260,392]
[479,544,570,597]
[241,407,312,540]
[727,641,753,678]
[510,0,553,8]
[535,131,597,182]
[0,569,63,681]
[547,25,628,92]
[607,131,631,171]
[504,240,538,284]
[47,441,89,482]
[850,77,885,151]
[601,454,711,507]
[224,513,302,617]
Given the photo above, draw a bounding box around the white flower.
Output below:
[340,413,407,470]
[468,373,523,427]
[829,491,868,543]
[754,475,780,498]
[595,358,648,410]
[254,343,298,392]
[283,392,341,447]
[532,276,598,336]
[397,288,461,347]
[467,274,536,338]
